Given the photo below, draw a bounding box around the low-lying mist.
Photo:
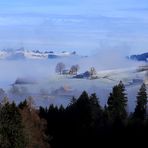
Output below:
[0,50,146,111]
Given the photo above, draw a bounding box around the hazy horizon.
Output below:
[0,0,147,55]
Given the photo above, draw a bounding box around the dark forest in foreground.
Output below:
[0,81,148,148]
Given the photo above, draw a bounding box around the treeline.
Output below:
[0,97,50,148]
[0,82,148,148]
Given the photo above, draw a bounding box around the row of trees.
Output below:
[55,62,97,77]
[38,82,148,147]
[55,62,80,75]
[0,97,50,148]
[0,82,147,148]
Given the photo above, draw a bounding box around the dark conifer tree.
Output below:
[0,102,26,148]
[75,91,91,127]
[89,93,103,128]
[133,83,147,120]
[18,99,27,109]
[107,81,128,125]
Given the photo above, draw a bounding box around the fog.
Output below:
[0,51,146,111]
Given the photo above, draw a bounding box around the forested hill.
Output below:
[0,82,148,148]
[130,52,148,61]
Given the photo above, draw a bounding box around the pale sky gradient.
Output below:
[0,0,148,55]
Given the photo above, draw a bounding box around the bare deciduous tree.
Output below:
[55,62,66,74]
[20,98,50,148]
[70,64,80,75]
[90,67,97,76]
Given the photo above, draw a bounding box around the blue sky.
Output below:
[0,0,148,55]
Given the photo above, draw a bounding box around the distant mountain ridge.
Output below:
[0,49,77,60]
[130,52,148,61]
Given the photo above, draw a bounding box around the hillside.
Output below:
[130,52,148,61]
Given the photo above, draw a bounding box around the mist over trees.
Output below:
[0,82,147,148]
[55,62,80,75]
[55,62,66,75]
[69,64,80,75]
[90,67,97,76]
